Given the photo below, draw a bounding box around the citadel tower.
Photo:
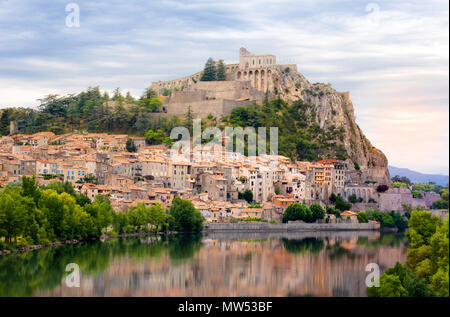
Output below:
[150,48,297,118]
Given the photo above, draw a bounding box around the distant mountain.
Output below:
[389,166,449,186]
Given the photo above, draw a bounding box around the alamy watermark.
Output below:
[365,3,381,25]
[65,3,80,28]
[365,263,380,287]
[65,263,80,288]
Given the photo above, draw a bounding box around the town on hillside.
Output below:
[0,130,441,223]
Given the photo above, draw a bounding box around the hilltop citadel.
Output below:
[151,48,298,118]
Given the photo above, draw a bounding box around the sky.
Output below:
[0,0,448,175]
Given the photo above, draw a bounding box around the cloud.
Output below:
[0,0,448,173]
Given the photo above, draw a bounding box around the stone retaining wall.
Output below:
[203,222,380,232]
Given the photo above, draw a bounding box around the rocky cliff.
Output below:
[266,67,390,184]
[152,62,390,185]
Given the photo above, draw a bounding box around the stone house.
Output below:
[200,172,228,201]
[30,132,55,148]
[132,137,146,150]
[0,154,21,176]
[273,194,298,208]
[16,155,36,176]
[170,161,193,190]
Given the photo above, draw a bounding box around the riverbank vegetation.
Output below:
[282,203,326,223]
[357,210,408,230]
[0,177,204,251]
[367,210,449,297]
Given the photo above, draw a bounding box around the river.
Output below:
[0,231,407,297]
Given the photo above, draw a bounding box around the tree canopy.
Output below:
[368,210,449,297]
[200,58,217,81]
[168,197,204,232]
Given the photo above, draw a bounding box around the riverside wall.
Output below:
[203,222,380,232]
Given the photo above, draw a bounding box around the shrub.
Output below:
[282,203,313,223]
[411,190,423,199]
[238,189,253,203]
[335,196,352,211]
[329,193,337,203]
[357,212,368,223]
[310,203,326,221]
[349,194,358,203]
[377,185,389,193]
[432,200,449,209]
[326,206,341,218]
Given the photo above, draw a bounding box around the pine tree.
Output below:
[216,59,226,81]
[184,105,194,134]
[125,92,134,103]
[200,58,216,81]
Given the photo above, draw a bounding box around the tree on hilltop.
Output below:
[216,59,226,81]
[200,58,217,81]
[142,87,157,100]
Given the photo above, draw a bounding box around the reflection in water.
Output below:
[282,238,325,254]
[0,232,407,297]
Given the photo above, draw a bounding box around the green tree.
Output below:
[200,58,216,81]
[126,138,137,152]
[145,129,166,145]
[357,212,368,223]
[329,193,337,203]
[238,189,253,203]
[168,197,204,232]
[282,203,312,223]
[369,210,448,297]
[216,59,226,81]
[21,175,41,204]
[367,273,407,297]
[148,203,169,232]
[84,196,114,236]
[326,206,340,218]
[112,211,129,235]
[125,92,135,103]
[140,97,162,112]
[310,203,325,221]
[184,105,194,134]
[142,87,157,99]
[391,175,412,185]
[0,191,28,243]
[335,196,352,211]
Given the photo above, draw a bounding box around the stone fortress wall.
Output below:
[151,48,298,118]
[342,186,441,213]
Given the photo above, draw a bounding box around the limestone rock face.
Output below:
[266,67,390,185]
[152,63,390,185]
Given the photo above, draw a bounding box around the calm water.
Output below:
[0,231,407,297]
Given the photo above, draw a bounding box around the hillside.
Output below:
[0,64,390,184]
[389,166,449,186]
[266,67,390,184]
